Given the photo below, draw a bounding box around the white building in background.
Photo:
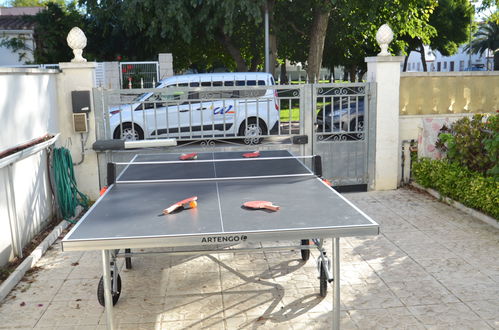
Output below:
[405,44,494,72]
[0,7,43,66]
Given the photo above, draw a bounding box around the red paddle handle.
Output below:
[163,203,181,214]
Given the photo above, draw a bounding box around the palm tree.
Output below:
[465,21,499,70]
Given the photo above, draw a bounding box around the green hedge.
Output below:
[412,158,499,220]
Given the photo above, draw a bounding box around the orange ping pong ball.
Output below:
[189,200,198,209]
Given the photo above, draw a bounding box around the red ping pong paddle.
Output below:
[322,179,333,187]
[163,196,198,214]
[99,186,108,196]
[243,200,280,212]
[242,151,260,158]
[179,153,198,160]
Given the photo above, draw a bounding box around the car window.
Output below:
[194,89,239,100]
[235,80,267,98]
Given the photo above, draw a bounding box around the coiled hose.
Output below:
[51,147,89,222]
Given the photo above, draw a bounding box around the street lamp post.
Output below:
[264,2,270,73]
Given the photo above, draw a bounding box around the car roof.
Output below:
[159,72,274,86]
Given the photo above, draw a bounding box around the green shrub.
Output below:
[436,114,498,178]
[412,158,499,220]
[483,114,499,178]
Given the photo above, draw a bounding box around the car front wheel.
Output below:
[238,118,267,145]
[113,123,144,141]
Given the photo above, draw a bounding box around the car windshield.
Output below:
[131,82,169,102]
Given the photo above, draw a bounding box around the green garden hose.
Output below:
[51,147,89,222]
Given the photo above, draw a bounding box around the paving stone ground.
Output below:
[0,187,498,329]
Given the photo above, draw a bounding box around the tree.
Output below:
[401,0,472,71]
[7,0,65,6]
[322,0,439,80]
[476,0,499,24]
[465,21,499,70]
[306,1,332,82]
[112,0,266,72]
[82,0,164,61]
[28,3,85,63]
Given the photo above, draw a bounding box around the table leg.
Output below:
[332,238,340,330]
[101,250,115,330]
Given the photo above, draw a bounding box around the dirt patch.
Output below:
[405,183,439,200]
[0,134,54,159]
[0,217,74,286]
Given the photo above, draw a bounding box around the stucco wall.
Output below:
[0,68,59,266]
[0,68,59,150]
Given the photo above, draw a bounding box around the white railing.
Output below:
[0,64,59,69]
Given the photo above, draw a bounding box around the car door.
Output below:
[139,90,182,138]
[198,81,237,137]
[180,81,237,138]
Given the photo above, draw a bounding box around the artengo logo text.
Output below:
[201,235,247,243]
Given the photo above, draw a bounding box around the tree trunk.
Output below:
[348,65,357,82]
[249,53,261,72]
[420,51,427,72]
[280,61,288,84]
[269,33,277,76]
[267,0,277,77]
[305,4,331,83]
[494,51,499,71]
[418,41,427,72]
[358,67,366,81]
[403,55,409,72]
[216,32,247,71]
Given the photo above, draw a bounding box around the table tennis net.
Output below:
[112,153,320,183]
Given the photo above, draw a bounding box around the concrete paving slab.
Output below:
[0,187,498,329]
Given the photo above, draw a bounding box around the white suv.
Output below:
[109,72,279,143]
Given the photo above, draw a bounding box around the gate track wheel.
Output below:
[319,261,327,297]
[300,239,310,261]
[97,272,122,307]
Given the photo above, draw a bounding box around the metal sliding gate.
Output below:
[311,83,375,188]
[92,81,374,189]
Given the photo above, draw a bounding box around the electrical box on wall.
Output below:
[73,113,88,132]
[71,91,91,113]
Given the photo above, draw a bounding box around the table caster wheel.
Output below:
[319,261,327,297]
[301,239,310,261]
[97,272,121,306]
[125,248,132,269]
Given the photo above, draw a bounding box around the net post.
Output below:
[107,162,116,185]
[313,155,322,177]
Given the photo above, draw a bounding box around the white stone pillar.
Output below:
[104,61,120,89]
[158,53,174,79]
[56,62,99,200]
[365,24,403,190]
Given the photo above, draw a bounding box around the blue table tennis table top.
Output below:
[62,150,379,251]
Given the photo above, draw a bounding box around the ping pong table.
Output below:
[62,149,379,329]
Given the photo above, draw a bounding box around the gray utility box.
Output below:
[71,91,91,113]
